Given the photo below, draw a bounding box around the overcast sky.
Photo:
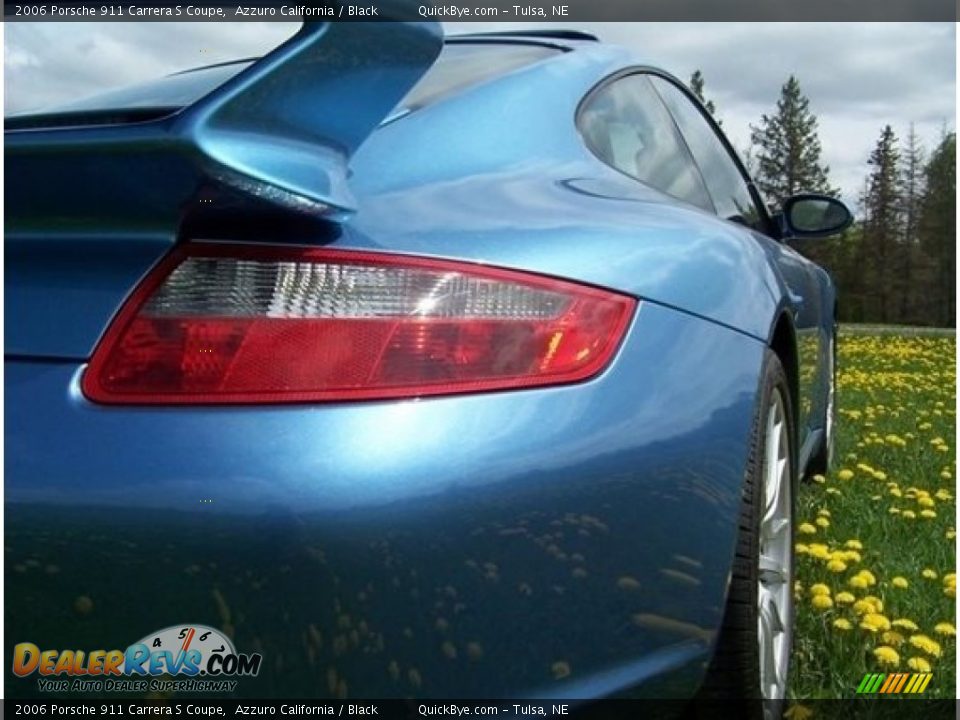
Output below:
[5,22,955,206]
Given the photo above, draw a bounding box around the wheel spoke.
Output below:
[758,553,787,585]
[758,595,782,695]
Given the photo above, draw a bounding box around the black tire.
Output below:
[806,326,836,478]
[696,350,796,716]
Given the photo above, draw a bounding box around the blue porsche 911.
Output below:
[7,19,851,704]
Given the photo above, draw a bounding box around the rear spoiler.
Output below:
[6,14,442,229]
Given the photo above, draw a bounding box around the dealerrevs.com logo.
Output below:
[13,624,262,693]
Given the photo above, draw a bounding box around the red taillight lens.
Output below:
[82,244,636,404]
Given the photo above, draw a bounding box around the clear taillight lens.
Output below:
[82,243,636,404]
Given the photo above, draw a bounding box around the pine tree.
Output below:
[749,76,836,208]
[689,70,720,124]
[861,125,902,323]
[918,131,956,327]
[897,124,925,323]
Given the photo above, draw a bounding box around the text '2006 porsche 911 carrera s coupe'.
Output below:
[6,17,852,704]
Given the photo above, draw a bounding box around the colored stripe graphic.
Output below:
[857,673,887,694]
[857,672,932,694]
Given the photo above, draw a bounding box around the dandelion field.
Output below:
[791,328,956,699]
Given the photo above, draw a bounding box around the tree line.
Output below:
[691,72,956,328]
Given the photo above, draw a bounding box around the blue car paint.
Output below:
[7,301,765,697]
[5,25,835,699]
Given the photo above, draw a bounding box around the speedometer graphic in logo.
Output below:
[127,624,236,676]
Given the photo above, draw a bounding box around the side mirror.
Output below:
[780,194,852,239]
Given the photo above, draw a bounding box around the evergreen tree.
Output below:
[861,125,902,323]
[897,124,925,322]
[689,70,720,124]
[918,131,956,327]
[749,76,836,207]
[740,144,757,177]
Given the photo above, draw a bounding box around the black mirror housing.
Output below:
[779,193,853,240]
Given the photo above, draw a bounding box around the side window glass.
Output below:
[650,76,766,231]
[579,74,713,212]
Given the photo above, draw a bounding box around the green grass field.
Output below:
[790,329,956,700]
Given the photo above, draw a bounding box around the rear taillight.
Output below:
[82,243,636,404]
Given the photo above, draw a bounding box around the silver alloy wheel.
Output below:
[757,387,792,700]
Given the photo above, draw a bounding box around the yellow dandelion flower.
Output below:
[810,583,831,597]
[835,591,855,605]
[798,523,817,535]
[881,631,905,647]
[907,657,932,672]
[909,635,942,658]
[826,488,841,496]
[837,469,855,481]
[808,544,830,560]
[833,618,853,631]
[783,704,814,720]
[860,613,891,632]
[902,510,917,519]
[933,622,955,637]
[795,543,809,555]
[872,471,887,481]
[943,573,956,588]
[921,510,937,519]
[944,586,955,599]
[815,517,830,528]
[827,560,847,573]
[843,551,862,563]
[812,474,826,484]
[844,540,863,550]
[811,594,833,610]
[817,508,831,517]
[918,496,935,508]
[859,570,877,586]
[940,470,952,480]
[873,646,899,667]
[892,577,909,589]
[849,575,869,589]
[947,529,957,540]
[922,568,938,579]
[892,619,919,631]
[888,507,901,515]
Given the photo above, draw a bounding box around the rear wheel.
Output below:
[699,351,795,713]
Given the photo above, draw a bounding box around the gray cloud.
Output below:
[5,21,955,206]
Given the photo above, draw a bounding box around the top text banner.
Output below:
[4,0,957,21]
